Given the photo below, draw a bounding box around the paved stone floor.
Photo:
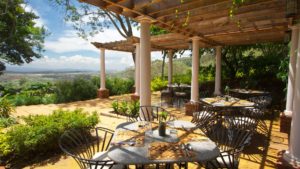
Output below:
[13,92,288,169]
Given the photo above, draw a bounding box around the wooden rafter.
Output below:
[82,0,297,48]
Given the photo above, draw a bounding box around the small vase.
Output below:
[158,122,166,136]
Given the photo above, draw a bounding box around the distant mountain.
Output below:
[5,66,118,74]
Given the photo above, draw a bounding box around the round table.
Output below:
[107,121,220,165]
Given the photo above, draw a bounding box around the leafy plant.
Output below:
[119,101,128,115]
[0,109,99,166]
[127,101,139,118]
[224,86,230,95]
[111,100,119,113]
[158,111,168,122]
[0,117,17,128]
[151,77,168,91]
[55,77,97,103]
[0,95,15,118]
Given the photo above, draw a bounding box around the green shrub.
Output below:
[106,78,134,95]
[55,77,97,103]
[111,100,119,113]
[119,101,128,115]
[127,101,139,118]
[151,77,168,91]
[0,109,99,165]
[0,117,17,128]
[0,96,15,118]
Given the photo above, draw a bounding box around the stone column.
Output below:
[214,46,222,96]
[284,27,300,166]
[98,48,109,98]
[138,17,152,120]
[131,43,140,101]
[185,37,201,116]
[285,26,299,117]
[168,50,173,86]
[191,37,200,102]
[281,26,300,168]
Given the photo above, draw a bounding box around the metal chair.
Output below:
[137,106,175,122]
[191,107,218,134]
[160,89,173,106]
[248,95,272,110]
[205,127,252,169]
[59,127,124,169]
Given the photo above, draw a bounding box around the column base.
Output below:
[97,89,109,99]
[277,150,300,169]
[185,101,199,116]
[280,112,292,134]
[131,94,140,102]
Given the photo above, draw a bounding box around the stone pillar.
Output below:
[131,43,140,101]
[191,37,200,102]
[285,26,299,116]
[168,50,173,86]
[98,48,109,98]
[214,46,222,96]
[138,17,152,120]
[282,26,300,168]
[185,37,200,116]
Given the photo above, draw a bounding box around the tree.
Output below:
[48,0,137,62]
[0,0,46,74]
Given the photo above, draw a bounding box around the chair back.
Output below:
[138,106,172,121]
[206,127,252,169]
[59,127,115,169]
[248,96,272,109]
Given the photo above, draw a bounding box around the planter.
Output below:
[158,122,166,136]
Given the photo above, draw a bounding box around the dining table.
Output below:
[229,88,270,99]
[107,120,220,166]
[200,96,255,108]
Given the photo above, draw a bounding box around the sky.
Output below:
[6,0,166,72]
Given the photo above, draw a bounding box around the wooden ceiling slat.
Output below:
[84,0,294,49]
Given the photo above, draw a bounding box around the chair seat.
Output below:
[206,152,238,169]
[92,151,124,169]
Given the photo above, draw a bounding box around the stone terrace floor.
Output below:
[13,92,288,169]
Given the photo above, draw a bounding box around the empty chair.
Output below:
[160,89,173,106]
[137,106,175,122]
[224,115,258,132]
[243,108,269,136]
[248,95,272,110]
[205,127,252,169]
[191,107,217,134]
[59,127,124,169]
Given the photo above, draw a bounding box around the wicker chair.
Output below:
[137,106,175,122]
[59,127,124,169]
[205,127,252,169]
[160,89,173,106]
[248,96,272,110]
[191,107,218,134]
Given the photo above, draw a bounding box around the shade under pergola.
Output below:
[83,0,300,167]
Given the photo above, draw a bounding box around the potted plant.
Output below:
[224,86,230,101]
[158,111,168,136]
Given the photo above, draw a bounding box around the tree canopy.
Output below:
[0,0,46,74]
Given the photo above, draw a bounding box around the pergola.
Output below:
[82,0,300,167]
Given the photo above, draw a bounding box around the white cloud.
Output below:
[7,53,135,71]
[45,28,131,53]
[21,4,47,28]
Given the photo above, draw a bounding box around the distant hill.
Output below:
[111,53,215,79]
